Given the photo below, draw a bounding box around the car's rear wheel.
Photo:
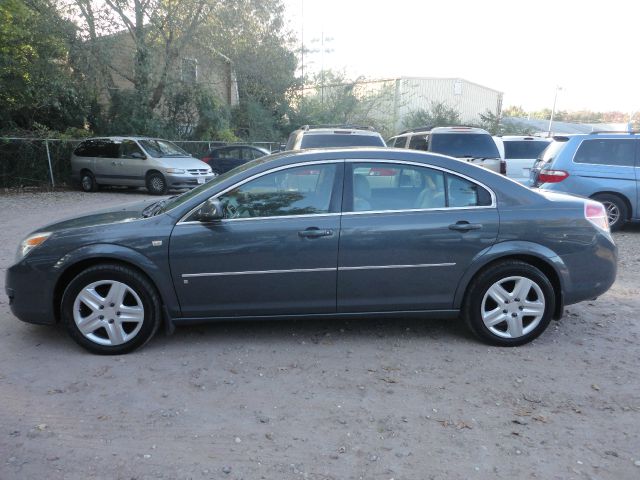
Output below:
[61,264,161,354]
[463,260,555,346]
[80,171,99,192]
[146,172,168,195]
[592,194,627,231]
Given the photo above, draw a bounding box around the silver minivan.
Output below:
[71,137,215,195]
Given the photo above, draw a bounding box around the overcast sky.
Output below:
[283,0,640,115]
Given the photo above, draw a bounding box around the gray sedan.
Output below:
[6,148,617,354]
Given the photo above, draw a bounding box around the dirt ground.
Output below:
[0,190,638,480]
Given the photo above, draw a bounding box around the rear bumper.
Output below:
[166,174,216,188]
[5,261,56,325]
[560,232,618,306]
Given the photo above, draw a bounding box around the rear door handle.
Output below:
[298,227,334,238]
[449,221,483,232]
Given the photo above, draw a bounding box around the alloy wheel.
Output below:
[602,201,620,226]
[480,276,545,339]
[73,280,145,346]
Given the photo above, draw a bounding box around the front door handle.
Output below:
[298,227,334,238]
[449,221,483,232]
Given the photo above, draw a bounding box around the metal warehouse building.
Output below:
[388,77,503,130]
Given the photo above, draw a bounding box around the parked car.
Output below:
[7,148,616,354]
[493,135,552,184]
[201,145,270,174]
[388,126,506,175]
[530,131,639,230]
[285,125,386,150]
[71,137,215,195]
[387,126,430,150]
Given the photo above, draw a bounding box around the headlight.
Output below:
[206,168,213,175]
[17,232,52,260]
[165,168,186,174]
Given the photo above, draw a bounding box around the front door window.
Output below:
[217,164,338,219]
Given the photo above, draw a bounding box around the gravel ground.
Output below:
[0,190,639,480]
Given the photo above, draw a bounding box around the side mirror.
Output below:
[193,198,224,222]
[130,152,146,159]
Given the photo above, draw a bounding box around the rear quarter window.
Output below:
[573,139,636,166]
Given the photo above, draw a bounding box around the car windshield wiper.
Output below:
[142,195,178,217]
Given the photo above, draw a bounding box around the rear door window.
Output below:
[348,162,492,212]
[573,139,636,166]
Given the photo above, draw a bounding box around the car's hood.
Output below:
[153,157,211,170]
[34,199,158,235]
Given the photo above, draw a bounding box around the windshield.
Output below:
[430,133,500,158]
[139,139,190,158]
[504,141,550,159]
[300,134,385,148]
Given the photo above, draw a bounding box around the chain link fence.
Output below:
[0,138,282,189]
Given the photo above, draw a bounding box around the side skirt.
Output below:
[169,309,460,328]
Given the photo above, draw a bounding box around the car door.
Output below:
[338,160,499,312]
[91,139,120,185]
[169,161,344,318]
[112,140,146,186]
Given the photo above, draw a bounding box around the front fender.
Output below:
[52,243,181,320]
[452,240,570,312]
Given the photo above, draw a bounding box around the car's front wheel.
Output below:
[463,260,555,346]
[146,172,168,195]
[61,264,161,354]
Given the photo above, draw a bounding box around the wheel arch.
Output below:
[145,168,164,179]
[52,245,179,332]
[454,243,567,320]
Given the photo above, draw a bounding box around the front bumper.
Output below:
[166,173,216,188]
[5,261,56,325]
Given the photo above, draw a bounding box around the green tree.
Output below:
[0,0,88,132]
[502,105,528,118]
[402,102,461,130]
[204,0,298,140]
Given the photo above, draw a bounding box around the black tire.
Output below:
[80,170,99,192]
[61,263,161,355]
[463,260,555,347]
[592,194,627,231]
[146,172,168,195]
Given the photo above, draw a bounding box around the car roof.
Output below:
[300,128,382,136]
[430,126,490,134]
[499,136,551,141]
[80,136,171,142]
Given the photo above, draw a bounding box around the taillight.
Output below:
[585,201,609,232]
[499,159,507,175]
[538,169,569,183]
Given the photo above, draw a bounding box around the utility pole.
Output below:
[547,86,562,136]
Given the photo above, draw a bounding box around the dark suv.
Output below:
[531,131,640,230]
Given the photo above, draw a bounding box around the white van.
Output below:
[493,136,551,184]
